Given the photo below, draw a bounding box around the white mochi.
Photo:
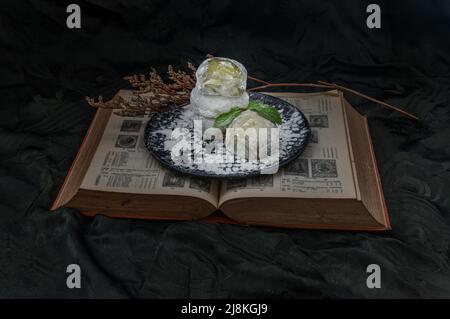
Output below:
[226,110,276,160]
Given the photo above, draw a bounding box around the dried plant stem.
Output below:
[86,57,418,121]
[248,78,419,121]
[248,82,333,91]
[317,81,419,120]
[247,75,271,85]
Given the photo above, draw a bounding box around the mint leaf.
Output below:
[247,101,282,125]
[213,107,243,130]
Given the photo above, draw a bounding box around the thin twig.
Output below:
[246,77,418,121]
[248,82,334,91]
[318,81,419,120]
[247,75,271,85]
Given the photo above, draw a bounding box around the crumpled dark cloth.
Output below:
[0,0,450,298]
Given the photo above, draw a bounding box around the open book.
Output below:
[51,90,391,231]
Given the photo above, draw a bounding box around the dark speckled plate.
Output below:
[144,92,311,178]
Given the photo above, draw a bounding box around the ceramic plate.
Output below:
[144,92,311,178]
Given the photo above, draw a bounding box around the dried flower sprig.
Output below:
[85,94,124,110]
[86,63,197,116]
[87,60,418,121]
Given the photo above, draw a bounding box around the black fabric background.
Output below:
[0,0,450,298]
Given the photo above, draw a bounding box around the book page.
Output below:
[80,112,219,206]
[219,91,358,205]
